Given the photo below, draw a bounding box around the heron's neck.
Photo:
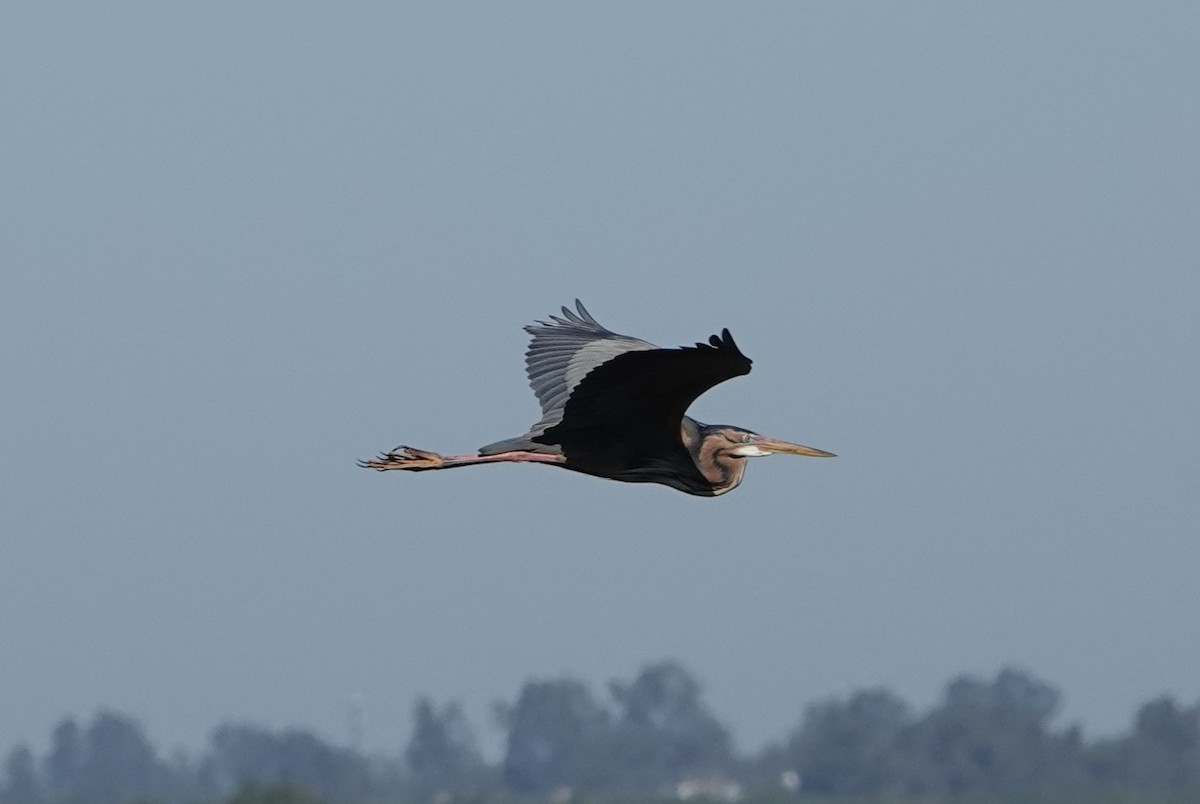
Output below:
[683,418,748,495]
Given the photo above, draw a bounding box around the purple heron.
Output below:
[360,300,833,496]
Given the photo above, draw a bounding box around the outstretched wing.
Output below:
[524,300,657,427]
[539,327,752,446]
[478,300,656,454]
[479,300,752,456]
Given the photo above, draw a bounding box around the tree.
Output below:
[499,678,614,794]
[203,723,375,802]
[889,667,1080,795]
[405,698,485,797]
[2,744,41,804]
[785,687,910,795]
[1087,696,1200,790]
[1132,696,1200,787]
[77,711,167,804]
[225,782,326,804]
[42,718,83,801]
[608,660,734,790]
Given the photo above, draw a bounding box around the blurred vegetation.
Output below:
[2,661,1196,804]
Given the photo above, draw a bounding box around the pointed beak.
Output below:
[754,436,836,458]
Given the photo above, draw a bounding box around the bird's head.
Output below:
[702,424,836,460]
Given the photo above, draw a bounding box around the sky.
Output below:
[2,3,1198,762]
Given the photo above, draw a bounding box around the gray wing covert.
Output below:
[478,300,655,455]
[525,300,657,421]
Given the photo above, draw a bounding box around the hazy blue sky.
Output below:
[3,3,1198,760]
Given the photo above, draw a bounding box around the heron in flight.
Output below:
[360,300,834,496]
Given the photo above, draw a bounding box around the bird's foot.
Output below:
[357,445,446,471]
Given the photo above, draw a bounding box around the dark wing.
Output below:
[537,327,753,445]
[524,300,657,429]
[478,300,656,454]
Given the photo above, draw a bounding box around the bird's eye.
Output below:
[742,433,753,444]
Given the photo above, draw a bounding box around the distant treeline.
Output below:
[2,661,1198,804]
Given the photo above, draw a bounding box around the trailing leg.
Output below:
[358,445,564,472]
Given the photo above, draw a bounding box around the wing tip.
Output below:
[708,327,752,369]
[573,298,596,324]
[688,327,749,361]
[526,299,607,333]
[720,328,746,356]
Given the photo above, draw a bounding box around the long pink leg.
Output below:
[358,445,565,472]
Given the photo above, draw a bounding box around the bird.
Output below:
[359,300,834,496]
